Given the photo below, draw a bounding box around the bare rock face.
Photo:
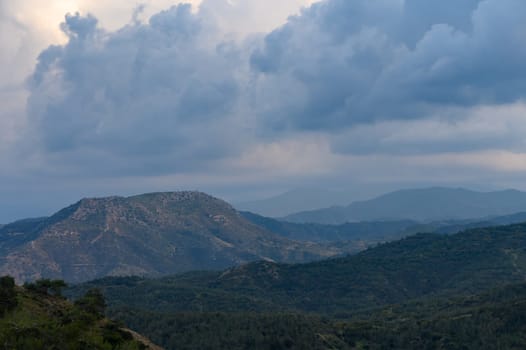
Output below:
[0,192,340,283]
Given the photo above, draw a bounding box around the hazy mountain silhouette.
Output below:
[284,187,526,224]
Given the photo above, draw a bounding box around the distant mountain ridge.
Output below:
[240,211,417,242]
[235,188,357,217]
[0,191,341,283]
[283,187,526,224]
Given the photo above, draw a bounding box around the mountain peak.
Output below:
[128,191,221,202]
[0,191,338,283]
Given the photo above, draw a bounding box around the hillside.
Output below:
[434,211,526,234]
[66,222,526,349]
[0,192,340,283]
[108,282,526,350]
[243,210,526,244]
[241,211,417,242]
[70,222,526,315]
[284,187,526,224]
[0,276,157,349]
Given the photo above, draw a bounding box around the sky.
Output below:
[1,0,526,222]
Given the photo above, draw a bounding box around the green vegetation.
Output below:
[339,282,526,349]
[0,277,150,349]
[0,276,17,315]
[112,311,343,350]
[241,211,417,242]
[75,288,107,319]
[24,278,68,296]
[104,282,526,349]
[62,222,526,349]
[4,214,526,349]
[70,223,526,315]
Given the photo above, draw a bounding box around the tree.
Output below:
[24,279,67,297]
[49,279,68,297]
[0,275,18,315]
[75,288,106,319]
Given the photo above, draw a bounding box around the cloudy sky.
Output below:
[1,0,526,222]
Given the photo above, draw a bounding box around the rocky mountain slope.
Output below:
[0,192,339,283]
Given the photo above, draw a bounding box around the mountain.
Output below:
[0,276,158,349]
[70,222,526,315]
[247,209,526,244]
[241,211,417,242]
[0,192,341,283]
[284,187,526,224]
[235,188,356,217]
[434,211,526,234]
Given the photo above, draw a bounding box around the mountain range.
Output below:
[235,188,358,217]
[5,188,526,284]
[283,187,526,224]
[3,188,526,348]
[243,209,526,242]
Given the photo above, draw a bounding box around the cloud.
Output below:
[332,102,526,155]
[26,5,250,176]
[250,0,526,131]
[199,0,317,36]
[23,0,526,163]
[0,13,30,154]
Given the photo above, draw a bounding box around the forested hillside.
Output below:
[82,280,526,349]
[0,276,157,349]
[71,222,526,314]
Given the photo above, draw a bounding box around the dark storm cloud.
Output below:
[250,0,526,131]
